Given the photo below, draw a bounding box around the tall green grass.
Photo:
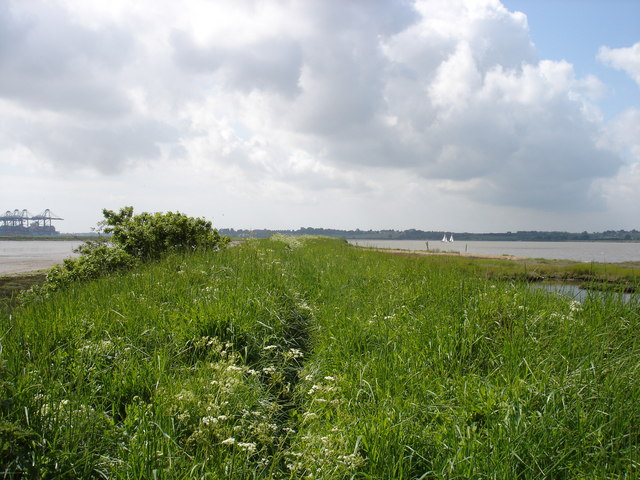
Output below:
[1,237,638,478]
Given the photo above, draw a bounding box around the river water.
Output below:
[0,240,83,275]
[348,239,640,263]
[532,283,635,304]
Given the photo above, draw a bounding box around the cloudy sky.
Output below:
[1,0,639,233]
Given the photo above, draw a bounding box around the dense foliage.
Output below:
[2,237,639,478]
[102,206,229,260]
[24,207,229,298]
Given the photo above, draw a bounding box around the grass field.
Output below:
[1,236,639,478]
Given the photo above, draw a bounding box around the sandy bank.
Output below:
[359,247,526,261]
[0,240,82,276]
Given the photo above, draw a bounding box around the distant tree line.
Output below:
[219,228,640,242]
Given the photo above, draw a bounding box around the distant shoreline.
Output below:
[220,228,640,242]
[0,235,102,241]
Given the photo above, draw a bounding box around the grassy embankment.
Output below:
[0,273,47,308]
[1,236,639,478]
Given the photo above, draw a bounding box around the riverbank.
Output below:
[0,258,68,276]
[0,271,46,307]
[357,245,527,260]
[354,244,640,293]
[349,239,640,263]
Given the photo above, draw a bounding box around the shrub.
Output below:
[24,207,229,299]
[24,242,138,298]
[101,206,229,260]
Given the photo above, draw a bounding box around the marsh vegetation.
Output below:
[1,234,639,478]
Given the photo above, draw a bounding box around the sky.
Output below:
[1,0,639,233]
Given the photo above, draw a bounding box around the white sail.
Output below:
[442,234,447,242]
[449,234,454,242]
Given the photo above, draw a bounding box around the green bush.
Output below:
[102,206,229,260]
[24,242,138,298]
[25,207,229,298]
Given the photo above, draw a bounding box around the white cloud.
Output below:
[606,108,640,161]
[0,0,632,230]
[598,42,640,87]
[594,43,640,227]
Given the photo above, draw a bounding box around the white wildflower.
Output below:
[237,442,257,453]
[201,416,218,425]
[177,412,190,422]
[288,348,304,358]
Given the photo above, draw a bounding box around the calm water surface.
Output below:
[533,283,636,304]
[348,239,640,263]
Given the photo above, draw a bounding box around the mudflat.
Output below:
[0,257,66,275]
[0,240,82,275]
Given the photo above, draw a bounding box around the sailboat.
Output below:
[442,234,447,242]
[449,234,454,242]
